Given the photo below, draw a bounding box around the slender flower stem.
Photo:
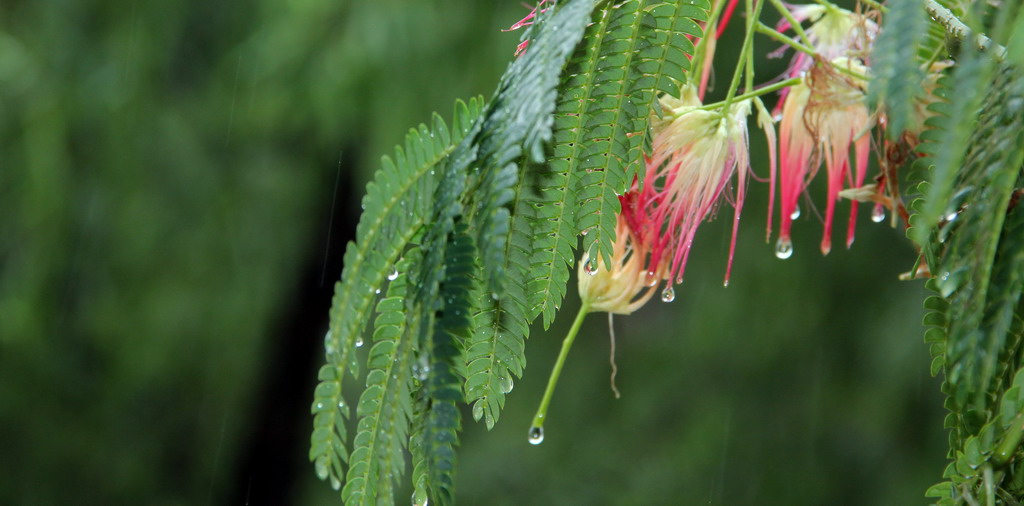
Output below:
[698,77,803,110]
[756,22,871,81]
[743,0,757,94]
[767,0,811,46]
[721,0,766,116]
[756,21,815,56]
[530,301,591,432]
[692,0,731,88]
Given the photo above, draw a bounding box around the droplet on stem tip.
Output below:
[660,285,675,302]
[774,237,794,259]
[528,426,544,445]
[871,205,885,223]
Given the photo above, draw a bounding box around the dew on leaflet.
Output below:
[500,375,514,394]
[375,289,381,295]
[355,337,364,348]
[315,458,329,480]
[387,266,399,281]
[790,205,801,220]
[775,237,794,259]
[584,258,598,276]
[528,426,545,445]
[871,205,886,223]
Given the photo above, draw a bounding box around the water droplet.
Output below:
[660,285,675,302]
[581,228,589,236]
[871,205,885,223]
[774,237,794,259]
[945,211,959,223]
[387,266,399,281]
[355,337,364,348]
[314,458,330,480]
[645,271,658,287]
[790,205,801,220]
[412,493,429,506]
[584,258,598,276]
[500,375,514,394]
[315,402,324,410]
[528,426,545,445]
[375,288,381,295]
[415,355,430,381]
[723,279,729,287]
[338,400,346,409]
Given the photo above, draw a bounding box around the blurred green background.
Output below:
[0,1,945,504]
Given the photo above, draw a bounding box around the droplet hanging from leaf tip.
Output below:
[528,426,544,445]
[790,205,801,220]
[355,337,364,348]
[775,237,793,259]
[500,375,514,394]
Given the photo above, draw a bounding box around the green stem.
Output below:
[698,77,803,110]
[756,22,871,81]
[691,0,731,89]
[993,414,1024,465]
[530,302,591,432]
[923,0,1006,60]
[721,0,765,116]
[756,21,815,56]
[767,0,811,46]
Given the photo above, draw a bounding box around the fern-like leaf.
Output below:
[342,251,421,505]
[869,0,927,138]
[465,161,535,429]
[912,39,993,245]
[533,0,708,324]
[574,0,708,266]
[469,0,594,296]
[936,67,1024,413]
[309,98,482,490]
[422,221,477,506]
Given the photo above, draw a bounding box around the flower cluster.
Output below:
[579,87,756,314]
[559,2,944,315]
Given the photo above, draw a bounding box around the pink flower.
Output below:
[775,58,871,257]
[578,215,666,315]
[771,4,877,116]
[625,87,755,291]
[504,0,551,56]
